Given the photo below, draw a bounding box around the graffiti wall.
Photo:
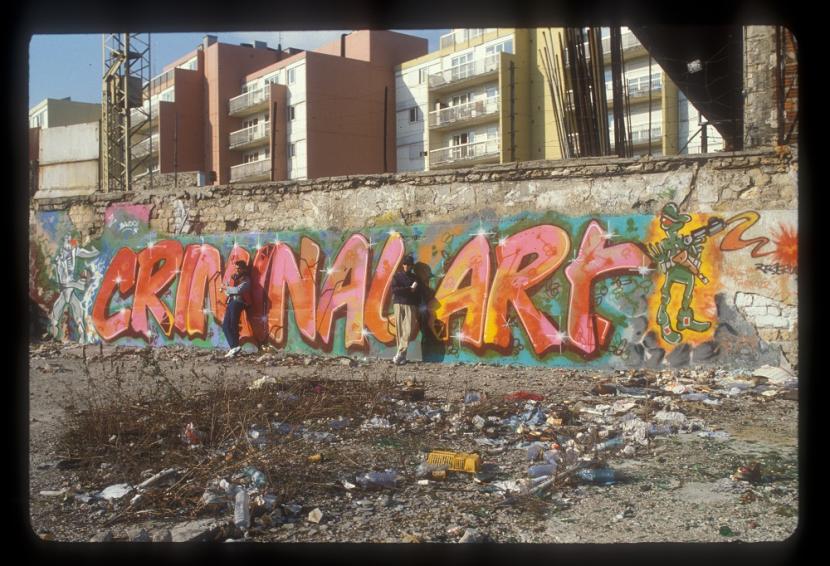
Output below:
[29,200,797,368]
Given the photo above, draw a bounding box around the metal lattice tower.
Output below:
[102,33,151,192]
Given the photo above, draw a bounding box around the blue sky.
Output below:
[28,29,449,109]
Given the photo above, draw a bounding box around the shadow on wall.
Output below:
[413,261,446,362]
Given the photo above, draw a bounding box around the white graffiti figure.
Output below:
[49,235,100,342]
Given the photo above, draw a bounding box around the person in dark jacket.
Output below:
[222,260,251,358]
[390,254,421,365]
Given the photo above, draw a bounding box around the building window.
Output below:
[418,68,428,84]
[288,105,295,121]
[409,107,421,123]
[485,39,513,56]
[287,68,296,84]
[289,143,296,157]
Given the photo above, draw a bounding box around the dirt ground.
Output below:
[27,342,799,549]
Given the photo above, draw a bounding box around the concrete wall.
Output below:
[35,122,99,194]
[29,148,798,370]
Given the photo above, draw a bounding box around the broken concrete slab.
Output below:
[170,518,227,542]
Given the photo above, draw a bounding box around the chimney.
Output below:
[341,33,347,57]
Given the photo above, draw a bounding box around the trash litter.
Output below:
[680,393,711,402]
[594,437,624,452]
[426,450,481,474]
[307,508,323,523]
[504,391,544,402]
[528,462,557,478]
[356,470,400,489]
[242,467,268,488]
[182,422,202,445]
[653,410,687,427]
[591,383,617,395]
[752,365,795,385]
[464,391,483,404]
[415,461,448,479]
[398,381,425,401]
[307,453,322,463]
[575,468,616,484]
[719,525,735,537]
[234,490,250,529]
[363,416,392,429]
[526,442,547,461]
[249,375,277,389]
[98,483,133,501]
[328,417,350,430]
[471,415,486,430]
[731,462,762,483]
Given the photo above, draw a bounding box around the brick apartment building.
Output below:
[132,30,427,185]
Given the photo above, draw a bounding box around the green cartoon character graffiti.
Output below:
[647,203,725,345]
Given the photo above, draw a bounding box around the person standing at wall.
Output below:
[390,254,422,365]
[222,261,252,358]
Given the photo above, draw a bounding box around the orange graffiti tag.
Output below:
[719,212,775,258]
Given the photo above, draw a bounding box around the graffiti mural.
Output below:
[29,204,797,367]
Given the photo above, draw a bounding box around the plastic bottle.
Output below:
[234,490,250,529]
[357,470,399,489]
[595,437,624,451]
[528,462,558,478]
[575,468,616,484]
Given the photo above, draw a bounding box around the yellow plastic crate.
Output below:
[426,450,481,474]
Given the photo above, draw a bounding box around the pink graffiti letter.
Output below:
[173,244,222,338]
[316,234,369,348]
[433,235,491,348]
[267,238,321,345]
[132,240,184,339]
[565,221,650,355]
[364,232,405,344]
[92,247,138,341]
[484,225,570,354]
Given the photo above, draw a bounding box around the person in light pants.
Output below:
[390,255,422,365]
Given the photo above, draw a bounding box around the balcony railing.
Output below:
[429,138,500,166]
[429,97,500,129]
[130,100,159,127]
[230,158,271,182]
[132,133,159,159]
[438,29,495,50]
[229,122,270,149]
[229,87,269,115]
[629,127,662,144]
[428,54,499,89]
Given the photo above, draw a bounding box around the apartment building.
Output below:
[396,29,532,172]
[395,28,722,173]
[132,31,427,184]
[29,97,100,129]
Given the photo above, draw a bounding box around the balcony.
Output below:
[429,138,500,168]
[229,122,270,150]
[132,133,159,159]
[628,127,662,147]
[428,55,499,93]
[438,29,496,50]
[429,97,500,130]
[230,158,271,183]
[130,101,159,132]
[229,87,270,117]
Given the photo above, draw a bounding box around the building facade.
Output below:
[29,97,101,129]
[132,31,427,185]
[395,28,723,173]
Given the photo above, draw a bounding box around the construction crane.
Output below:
[101,33,151,192]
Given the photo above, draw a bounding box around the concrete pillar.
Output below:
[742,26,778,147]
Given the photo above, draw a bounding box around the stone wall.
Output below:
[29,148,799,369]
